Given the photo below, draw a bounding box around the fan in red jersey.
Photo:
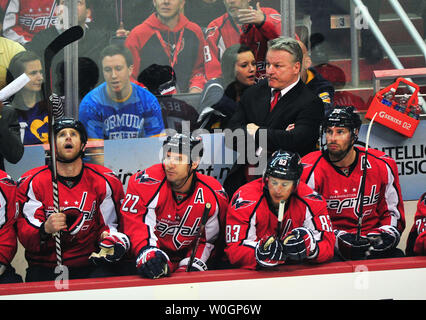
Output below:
[301,106,405,260]
[0,173,23,283]
[205,1,282,81]
[121,133,229,279]
[406,192,426,256]
[16,118,129,282]
[225,150,335,270]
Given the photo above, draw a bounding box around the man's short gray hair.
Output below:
[267,37,303,65]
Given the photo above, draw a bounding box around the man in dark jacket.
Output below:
[224,36,324,197]
[0,101,24,171]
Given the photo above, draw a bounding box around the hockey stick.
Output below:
[355,112,378,241]
[276,200,285,239]
[186,202,212,272]
[43,25,84,267]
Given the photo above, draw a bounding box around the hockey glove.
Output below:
[89,232,130,265]
[366,226,400,257]
[175,257,208,272]
[136,246,171,279]
[282,227,318,262]
[336,231,370,260]
[255,235,286,267]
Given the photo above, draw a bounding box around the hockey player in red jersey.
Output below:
[121,133,229,279]
[0,171,23,283]
[205,1,281,81]
[406,192,426,256]
[17,118,129,282]
[301,106,405,260]
[225,150,335,270]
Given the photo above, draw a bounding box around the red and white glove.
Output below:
[136,246,171,279]
[366,226,400,255]
[255,235,286,267]
[282,227,318,262]
[89,232,130,265]
[175,257,208,272]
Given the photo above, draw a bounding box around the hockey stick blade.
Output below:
[44,25,84,67]
[186,202,212,272]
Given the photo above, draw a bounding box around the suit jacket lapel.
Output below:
[265,80,303,124]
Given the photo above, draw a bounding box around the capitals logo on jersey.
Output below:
[231,191,255,210]
[135,170,161,185]
[306,192,324,202]
[156,205,201,249]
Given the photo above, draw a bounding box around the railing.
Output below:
[373,67,426,113]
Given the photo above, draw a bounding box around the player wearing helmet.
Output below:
[121,133,229,279]
[225,149,334,270]
[301,106,405,260]
[16,118,129,282]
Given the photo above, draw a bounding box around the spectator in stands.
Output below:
[184,0,226,30]
[138,63,199,132]
[204,0,281,81]
[225,150,335,270]
[298,40,334,117]
[301,106,405,261]
[0,170,22,284]
[125,0,207,93]
[25,0,110,95]
[56,56,99,103]
[0,7,25,90]
[197,43,256,131]
[406,192,426,256]
[16,117,130,282]
[224,37,323,197]
[79,44,164,140]
[90,0,154,39]
[2,0,59,45]
[0,100,24,171]
[7,50,64,145]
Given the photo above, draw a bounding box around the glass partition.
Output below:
[2,0,424,146]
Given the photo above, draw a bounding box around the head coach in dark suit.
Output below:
[224,36,324,197]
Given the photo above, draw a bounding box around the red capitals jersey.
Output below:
[204,8,281,80]
[125,13,207,92]
[301,147,405,238]
[121,163,228,271]
[0,171,18,265]
[406,192,426,255]
[3,0,58,44]
[225,178,335,270]
[17,164,125,268]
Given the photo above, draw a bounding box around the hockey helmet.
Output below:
[162,133,203,163]
[263,150,303,183]
[323,106,362,131]
[53,117,88,146]
[322,106,361,149]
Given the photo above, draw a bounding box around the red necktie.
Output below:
[270,89,281,111]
